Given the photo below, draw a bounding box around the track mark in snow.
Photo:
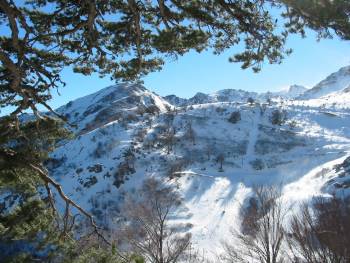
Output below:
[245,106,260,166]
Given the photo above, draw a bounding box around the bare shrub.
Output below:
[216,107,227,114]
[123,148,136,169]
[287,195,350,263]
[159,127,176,154]
[222,185,286,263]
[250,158,265,170]
[120,178,192,263]
[91,139,119,159]
[168,159,190,179]
[204,144,214,161]
[288,120,298,129]
[136,105,147,116]
[184,122,196,145]
[125,113,139,122]
[135,128,147,142]
[216,153,225,172]
[164,112,175,128]
[144,134,157,150]
[92,141,106,159]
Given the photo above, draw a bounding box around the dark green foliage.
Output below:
[66,247,122,263]
[270,109,287,125]
[228,111,241,124]
[280,0,350,40]
[61,240,144,263]
[83,176,98,188]
[0,0,299,122]
[247,97,255,105]
[0,117,73,261]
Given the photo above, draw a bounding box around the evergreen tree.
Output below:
[0,117,75,261]
[280,0,350,40]
[1,0,350,260]
[270,109,287,125]
[0,0,296,126]
[228,111,241,124]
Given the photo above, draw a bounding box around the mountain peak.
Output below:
[57,83,170,134]
[270,84,308,99]
[288,84,307,93]
[300,65,350,99]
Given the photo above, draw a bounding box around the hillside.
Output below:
[300,66,350,99]
[48,67,350,260]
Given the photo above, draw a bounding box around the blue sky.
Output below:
[50,29,350,109]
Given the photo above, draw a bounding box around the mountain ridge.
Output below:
[164,84,308,106]
[299,65,350,99]
[47,66,350,259]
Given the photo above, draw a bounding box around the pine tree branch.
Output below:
[28,163,112,246]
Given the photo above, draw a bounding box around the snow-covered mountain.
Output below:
[56,83,171,134]
[164,85,307,106]
[165,65,350,107]
[272,84,308,99]
[300,66,350,99]
[48,67,350,260]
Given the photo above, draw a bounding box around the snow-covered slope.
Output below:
[164,85,307,106]
[56,83,171,134]
[272,84,308,99]
[48,67,350,260]
[300,66,350,99]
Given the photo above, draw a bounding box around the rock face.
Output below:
[48,66,350,258]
